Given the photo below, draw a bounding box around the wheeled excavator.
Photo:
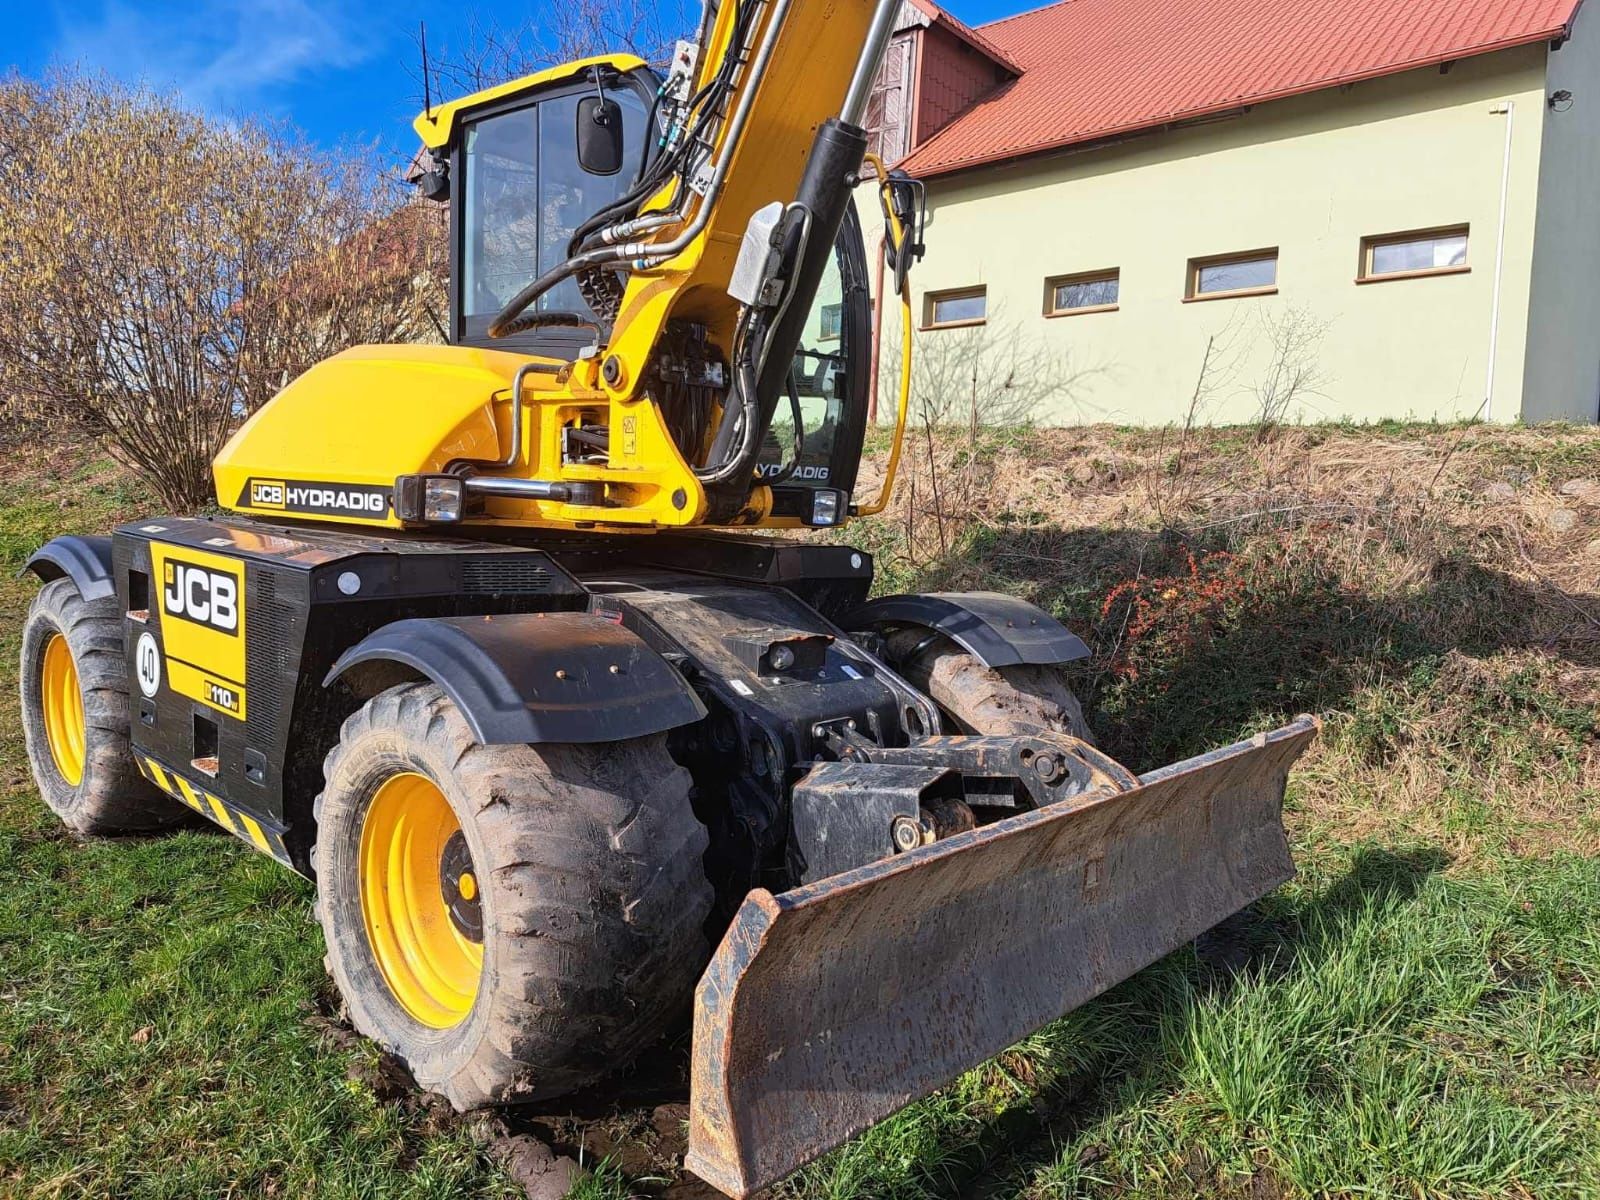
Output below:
[18,0,1318,1191]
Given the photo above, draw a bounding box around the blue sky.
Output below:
[7,0,1017,160]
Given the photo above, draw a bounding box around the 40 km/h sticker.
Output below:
[135,631,161,698]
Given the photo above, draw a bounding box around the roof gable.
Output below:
[903,0,1024,75]
[901,0,1583,177]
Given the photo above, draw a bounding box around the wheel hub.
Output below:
[439,830,484,941]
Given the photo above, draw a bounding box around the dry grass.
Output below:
[812,422,1600,1199]
[852,422,1600,867]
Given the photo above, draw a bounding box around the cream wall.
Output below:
[887,45,1553,427]
[1524,7,1600,424]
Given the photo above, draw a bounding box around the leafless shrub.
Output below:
[1251,305,1330,439]
[876,307,1102,559]
[0,70,444,509]
[903,315,1102,439]
[1144,309,1251,524]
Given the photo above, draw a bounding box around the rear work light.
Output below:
[394,474,465,523]
[807,488,847,528]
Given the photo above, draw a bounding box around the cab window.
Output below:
[757,234,853,487]
[461,85,648,328]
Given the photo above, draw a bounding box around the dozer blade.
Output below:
[685,717,1319,1197]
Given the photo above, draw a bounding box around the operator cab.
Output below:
[419,59,874,522]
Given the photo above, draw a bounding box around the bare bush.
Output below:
[1251,305,1330,437]
[1143,306,1332,523]
[1144,308,1252,524]
[0,71,444,509]
[875,307,1101,559]
[903,313,1102,438]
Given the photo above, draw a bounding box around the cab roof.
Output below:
[412,53,648,151]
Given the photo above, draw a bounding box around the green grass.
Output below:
[0,458,518,1200]
[788,849,1599,1199]
[3,430,1600,1199]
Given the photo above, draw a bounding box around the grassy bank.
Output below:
[2,424,1598,1198]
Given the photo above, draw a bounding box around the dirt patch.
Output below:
[506,1040,721,1195]
[307,1005,713,1196]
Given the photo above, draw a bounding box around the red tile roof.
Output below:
[901,0,1584,177]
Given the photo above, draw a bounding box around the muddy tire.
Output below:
[887,631,1095,742]
[20,576,181,835]
[313,682,713,1109]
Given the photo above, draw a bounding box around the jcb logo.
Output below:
[163,561,240,635]
[250,480,287,509]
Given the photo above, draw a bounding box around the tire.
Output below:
[313,682,713,1110]
[20,576,181,835]
[887,630,1095,742]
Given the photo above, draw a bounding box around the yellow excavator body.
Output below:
[217,0,898,535]
[214,343,710,529]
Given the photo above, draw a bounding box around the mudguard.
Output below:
[685,717,1319,1197]
[20,535,116,602]
[325,612,707,745]
[845,591,1090,668]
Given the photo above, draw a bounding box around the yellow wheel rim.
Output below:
[40,633,86,788]
[358,772,484,1028]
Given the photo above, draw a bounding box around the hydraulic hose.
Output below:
[854,152,912,518]
[486,0,791,340]
[763,370,807,486]
[697,312,766,483]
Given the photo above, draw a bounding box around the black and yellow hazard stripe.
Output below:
[137,756,292,866]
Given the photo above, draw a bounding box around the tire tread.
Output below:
[314,681,711,1110]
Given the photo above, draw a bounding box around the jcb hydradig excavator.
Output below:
[18,0,1317,1191]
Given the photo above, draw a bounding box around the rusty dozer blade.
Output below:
[685,717,1319,1197]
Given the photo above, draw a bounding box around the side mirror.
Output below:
[411,149,450,202]
[417,166,450,203]
[576,96,625,176]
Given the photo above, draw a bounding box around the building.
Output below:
[861,0,1600,426]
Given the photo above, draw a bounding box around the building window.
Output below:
[1360,226,1469,282]
[924,286,987,329]
[1045,269,1120,316]
[819,302,843,341]
[1186,249,1279,301]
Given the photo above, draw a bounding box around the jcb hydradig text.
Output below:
[18,0,1317,1191]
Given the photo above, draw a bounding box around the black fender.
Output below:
[324,612,707,745]
[21,535,116,602]
[844,592,1090,668]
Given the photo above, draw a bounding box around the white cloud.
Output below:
[53,0,378,115]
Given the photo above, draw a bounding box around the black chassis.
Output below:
[40,517,1097,908]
